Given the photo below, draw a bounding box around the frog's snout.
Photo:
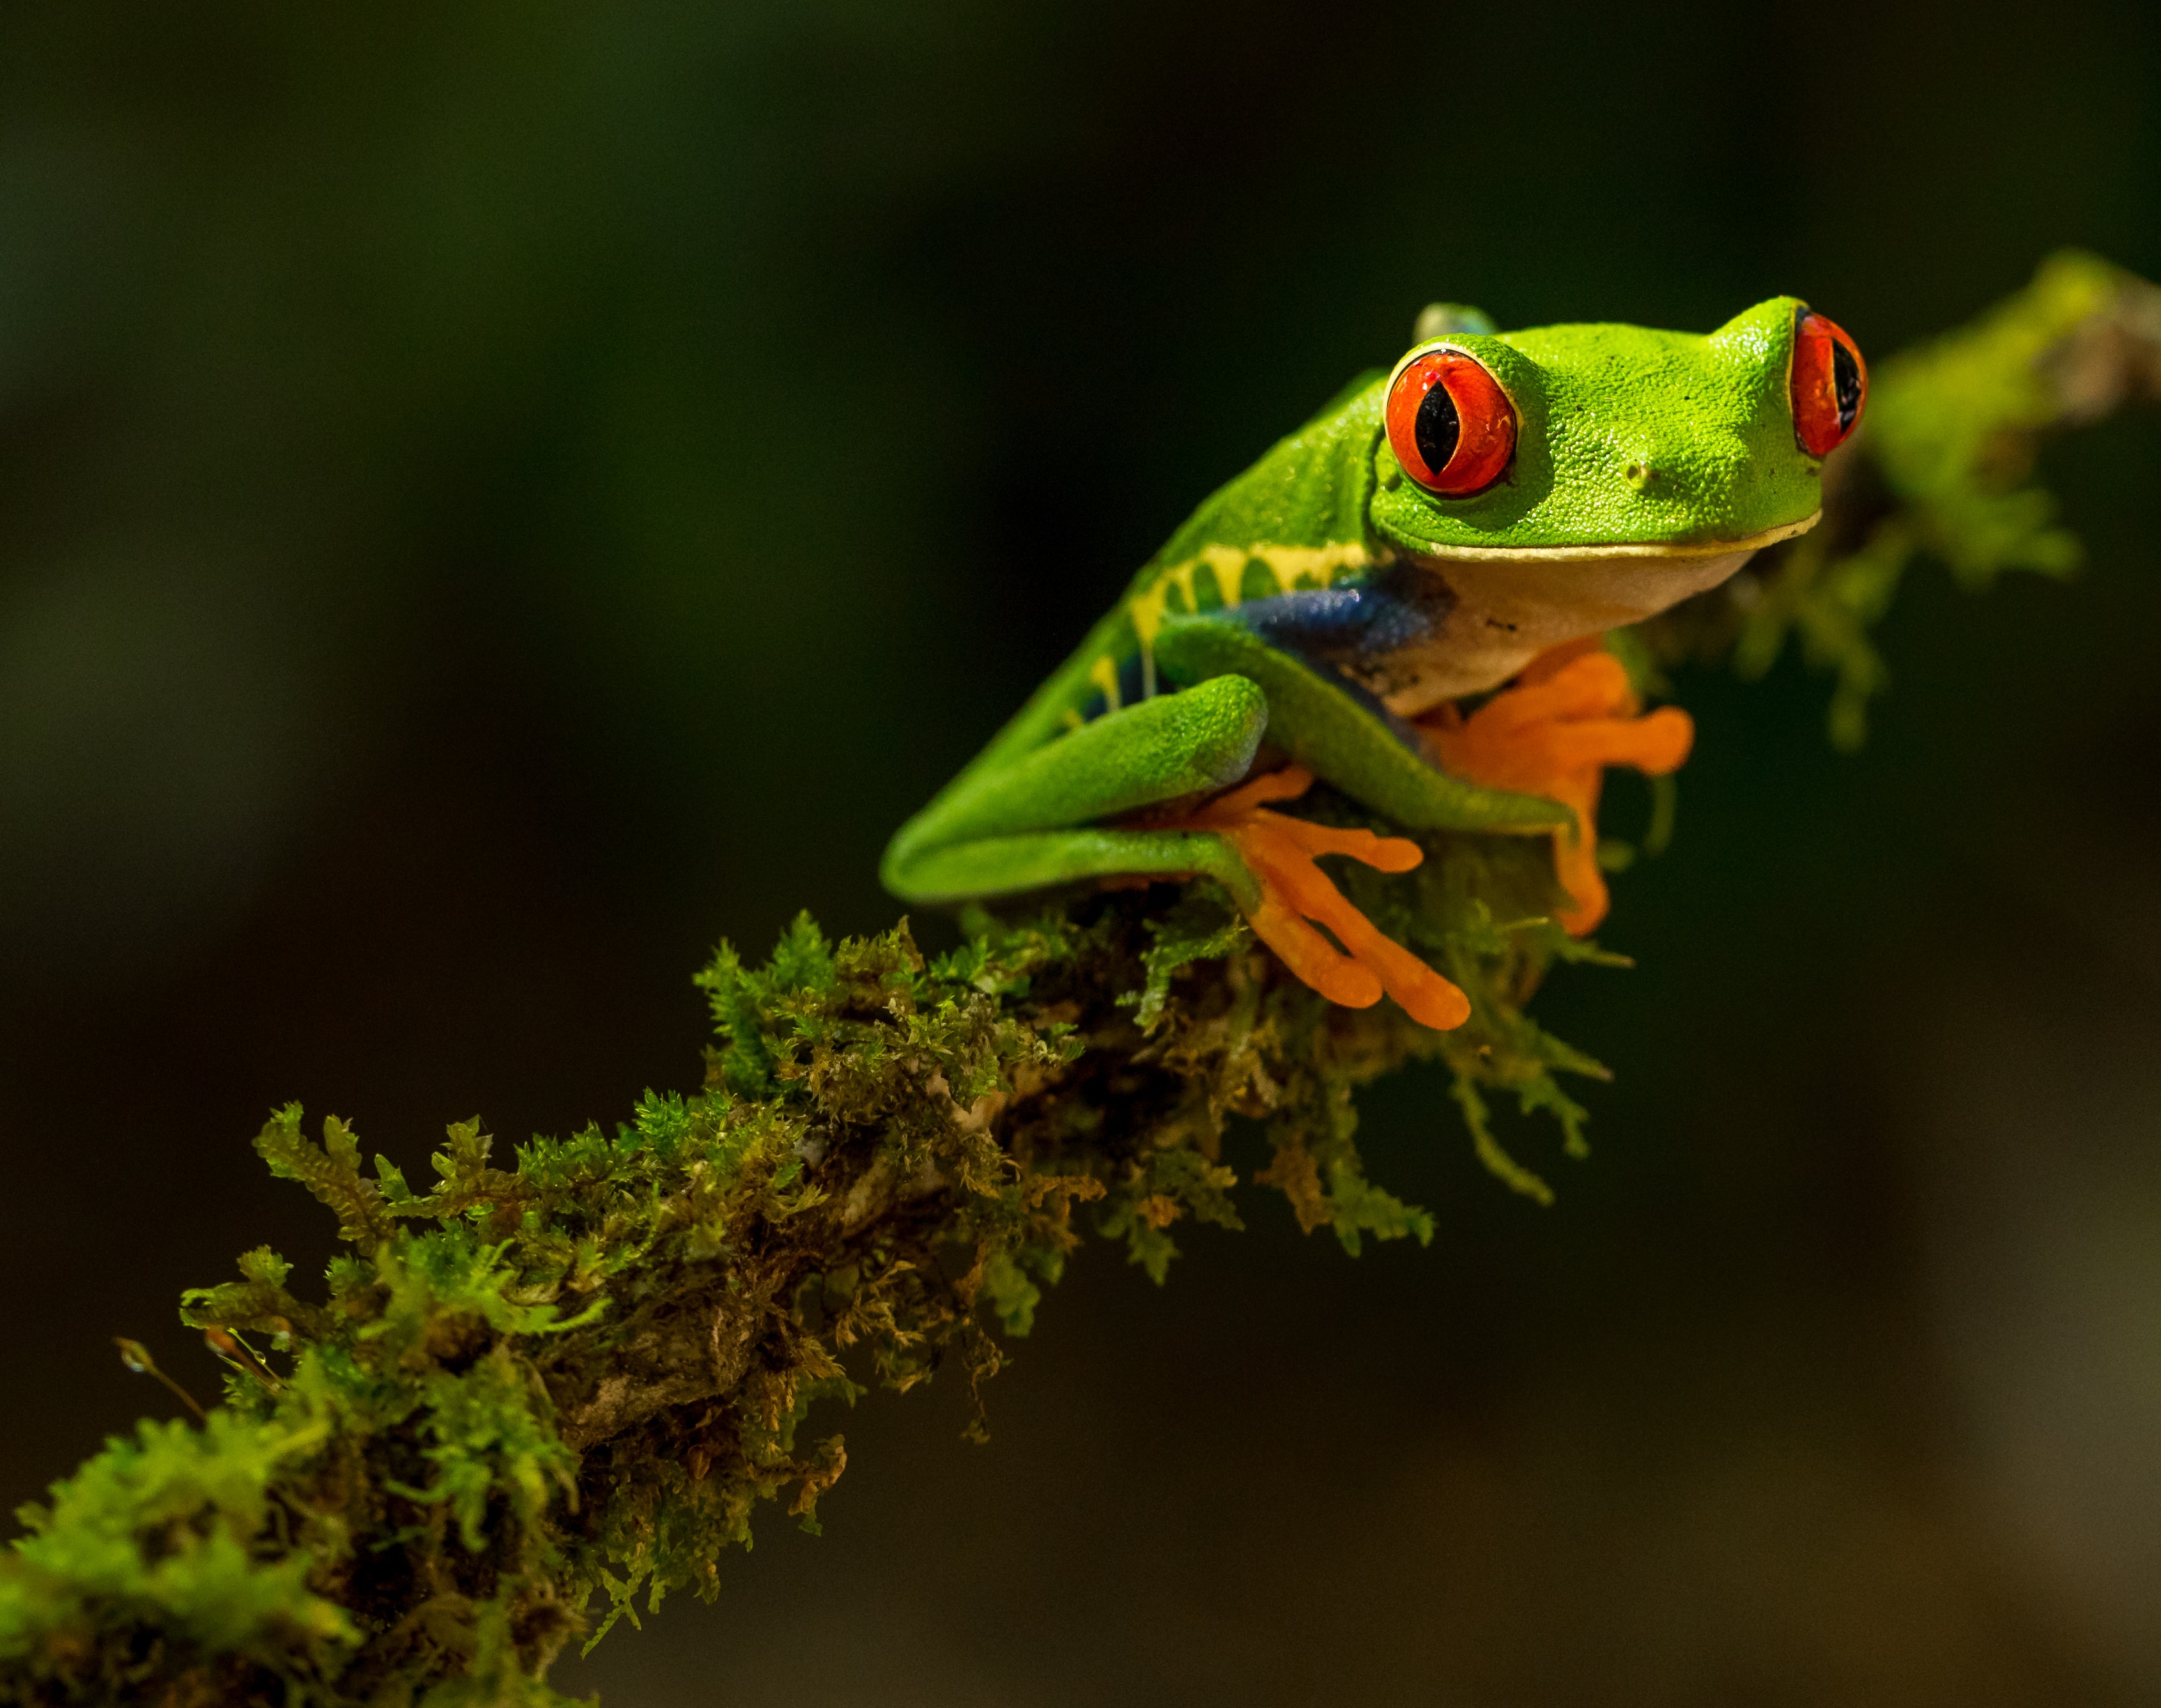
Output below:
[1608,428,1747,500]
[1605,422,1801,537]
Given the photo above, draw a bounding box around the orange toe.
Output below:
[1155,766,1470,1030]
[1420,643,1693,936]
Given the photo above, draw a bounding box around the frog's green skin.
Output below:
[883,298,1827,916]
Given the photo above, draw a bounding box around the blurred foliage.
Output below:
[2,252,2156,1704]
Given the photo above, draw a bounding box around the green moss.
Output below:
[2,1411,355,1700]
[2,881,1610,1704]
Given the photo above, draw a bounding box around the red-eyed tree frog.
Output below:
[883,300,1868,1028]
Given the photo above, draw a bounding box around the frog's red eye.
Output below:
[1791,311,1867,457]
[1385,350,1515,496]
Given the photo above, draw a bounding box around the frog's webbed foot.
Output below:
[1153,766,1470,1030]
[1417,639,1691,935]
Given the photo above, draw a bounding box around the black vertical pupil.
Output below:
[1414,377,1461,473]
[1831,341,1862,431]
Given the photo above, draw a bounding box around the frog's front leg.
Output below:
[1419,640,1692,934]
[1151,606,1571,836]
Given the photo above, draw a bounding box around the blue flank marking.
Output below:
[1226,565,1449,753]
[1072,566,1446,756]
[1232,565,1443,658]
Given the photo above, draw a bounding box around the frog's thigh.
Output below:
[895,673,1266,854]
[1153,615,1567,834]
[891,827,1261,911]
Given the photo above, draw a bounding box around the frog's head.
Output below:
[1370,296,1865,555]
[1360,298,1868,706]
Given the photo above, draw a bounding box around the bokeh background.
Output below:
[4,3,2160,1702]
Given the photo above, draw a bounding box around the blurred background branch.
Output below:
[1640,251,2161,746]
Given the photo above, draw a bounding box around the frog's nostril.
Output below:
[1617,440,1680,492]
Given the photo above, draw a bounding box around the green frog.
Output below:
[882,299,1867,1027]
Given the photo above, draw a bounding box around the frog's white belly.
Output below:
[1372,512,1819,714]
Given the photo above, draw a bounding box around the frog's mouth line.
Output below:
[1373,510,1821,712]
[1401,510,1820,564]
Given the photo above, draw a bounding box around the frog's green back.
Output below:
[974,376,1390,768]
[1144,377,1385,576]
[1123,378,1388,656]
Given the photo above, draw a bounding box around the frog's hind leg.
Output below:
[882,673,1270,899]
[1419,639,1692,934]
[895,789,1470,1032]
[883,665,1472,1031]
[885,823,1266,911]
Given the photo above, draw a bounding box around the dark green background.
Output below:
[4,4,2160,1702]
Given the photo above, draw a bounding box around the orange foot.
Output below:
[1419,638,1692,935]
[1154,766,1470,1030]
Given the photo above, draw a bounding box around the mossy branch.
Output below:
[3,253,2154,1708]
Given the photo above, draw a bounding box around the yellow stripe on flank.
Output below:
[1200,544,1249,608]
[1256,541,1374,587]
[1125,540,1374,697]
[1061,707,1086,733]
[1088,654,1121,713]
